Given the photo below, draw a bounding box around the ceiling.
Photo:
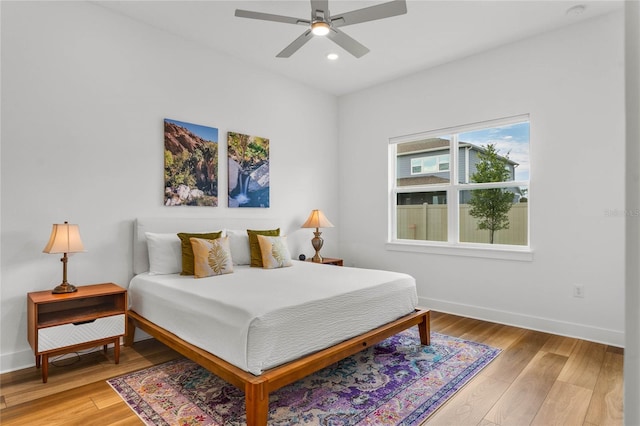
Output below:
[94,0,622,96]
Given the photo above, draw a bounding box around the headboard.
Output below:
[133,217,312,275]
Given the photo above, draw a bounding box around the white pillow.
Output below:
[145,232,182,275]
[224,229,251,265]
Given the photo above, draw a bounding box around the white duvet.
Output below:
[128,261,417,375]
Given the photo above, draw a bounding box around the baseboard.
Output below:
[420,296,625,348]
[1,348,35,374]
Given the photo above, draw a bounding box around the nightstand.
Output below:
[306,257,344,266]
[27,283,127,383]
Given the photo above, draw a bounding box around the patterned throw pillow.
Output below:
[177,231,222,275]
[189,237,234,278]
[256,235,293,269]
[247,228,280,267]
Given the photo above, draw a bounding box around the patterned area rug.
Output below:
[108,329,500,425]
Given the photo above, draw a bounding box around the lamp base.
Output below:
[52,283,78,294]
[311,231,324,263]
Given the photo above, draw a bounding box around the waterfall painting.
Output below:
[228,132,270,208]
[164,118,218,206]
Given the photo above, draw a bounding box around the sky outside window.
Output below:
[459,122,530,181]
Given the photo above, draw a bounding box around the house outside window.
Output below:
[389,115,530,251]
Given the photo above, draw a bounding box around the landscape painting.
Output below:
[164,118,218,206]
[228,132,270,208]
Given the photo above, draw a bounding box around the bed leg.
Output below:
[124,315,136,346]
[245,382,269,426]
[418,310,431,346]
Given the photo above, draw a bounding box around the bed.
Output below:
[125,217,430,426]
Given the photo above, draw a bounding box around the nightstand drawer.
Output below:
[38,314,125,352]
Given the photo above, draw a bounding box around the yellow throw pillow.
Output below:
[257,235,292,269]
[247,228,280,267]
[190,237,234,278]
[177,231,222,275]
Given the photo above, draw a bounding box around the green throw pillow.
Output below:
[247,228,280,267]
[177,231,222,275]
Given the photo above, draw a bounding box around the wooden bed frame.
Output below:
[125,308,430,426]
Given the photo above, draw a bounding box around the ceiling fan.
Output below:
[235,0,407,58]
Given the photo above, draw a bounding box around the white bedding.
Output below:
[128,261,417,375]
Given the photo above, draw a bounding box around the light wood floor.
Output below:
[0,312,623,425]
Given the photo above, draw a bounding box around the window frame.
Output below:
[388,115,532,261]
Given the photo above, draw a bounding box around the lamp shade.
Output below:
[301,210,334,229]
[43,222,85,254]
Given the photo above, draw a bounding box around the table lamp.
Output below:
[301,209,334,262]
[43,221,85,294]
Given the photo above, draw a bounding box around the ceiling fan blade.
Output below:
[276,30,314,58]
[327,28,370,58]
[331,0,407,28]
[235,9,309,26]
[310,0,330,18]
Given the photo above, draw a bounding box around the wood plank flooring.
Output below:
[0,312,623,425]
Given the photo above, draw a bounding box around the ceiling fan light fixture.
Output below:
[311,21,330,36]
[235,0,408,58]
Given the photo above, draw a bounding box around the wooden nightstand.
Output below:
[27,283,127,383]
[306,257,344,266]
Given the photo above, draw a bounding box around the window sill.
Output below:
[385,241,533,261]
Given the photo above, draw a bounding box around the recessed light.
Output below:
[327,53,339,61]
[566,4,586,17]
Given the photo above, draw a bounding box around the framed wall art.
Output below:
[164,118,219,206]
[227,132,270,208]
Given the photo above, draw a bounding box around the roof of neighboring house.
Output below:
[397,138,450,154]
[397,175,450,186]
[397,138,519,166]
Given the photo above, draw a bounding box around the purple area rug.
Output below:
[108,328,500,425]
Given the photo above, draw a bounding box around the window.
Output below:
[389,115,530,253]
[410,154,450,174]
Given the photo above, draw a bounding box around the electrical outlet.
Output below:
[573,284,585,298]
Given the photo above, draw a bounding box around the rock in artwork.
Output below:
[228,132,270,208]
[164,118,218,207]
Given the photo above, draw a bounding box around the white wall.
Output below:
[338,12,625,346]
[0,1,339,372]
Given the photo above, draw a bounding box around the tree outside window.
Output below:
[468,144,515,244]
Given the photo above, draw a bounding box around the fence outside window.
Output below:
[396,203,528,246]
